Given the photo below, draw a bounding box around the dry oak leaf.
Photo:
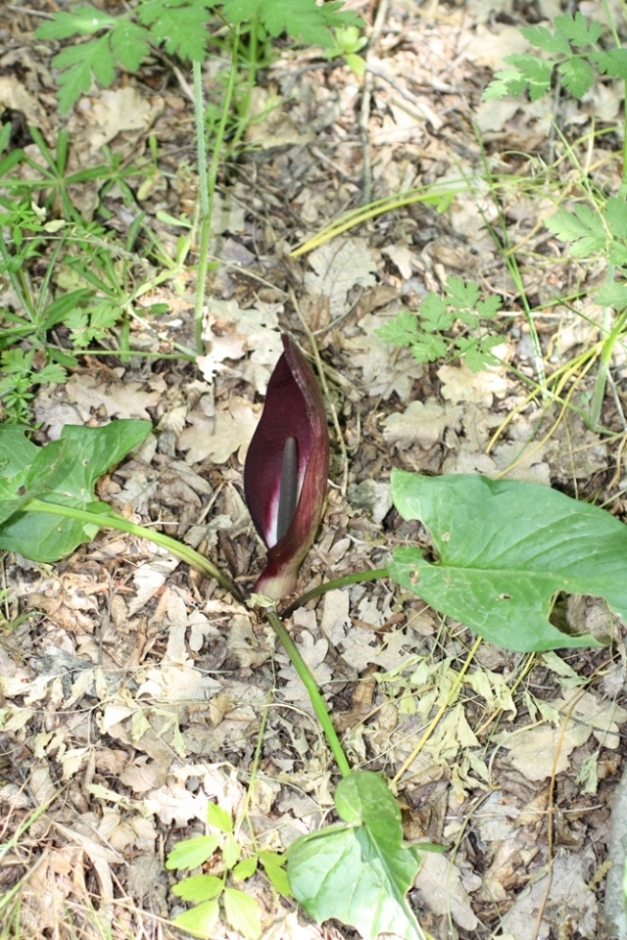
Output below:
[304,237,378,317]
[438,362,507,407]
[383,400,463,449]
[65,373,165,419]
[497,722,591,782]
[178,396,257,464]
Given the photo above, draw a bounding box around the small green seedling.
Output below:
[166,801,289,940]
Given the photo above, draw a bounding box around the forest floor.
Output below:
[2,1,627,938]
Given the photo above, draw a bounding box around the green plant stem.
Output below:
[473,135,546,389]
[281,568,389,619]
[0,229,34,320]
[192,32,240,355]
[589,308,627,430]
[230,20,258,150]
[192,60,210,356]
[264,606,351,778]
[23,498,245,603]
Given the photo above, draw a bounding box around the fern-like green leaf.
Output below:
[223,0,362,47]
[553,12,602,47]
[52,35,116,114]
[35,5,116,39]
[110,20,152,72]
[557,56,594,99]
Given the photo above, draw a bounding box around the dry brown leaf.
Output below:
[304,238,378,317]
[383,400,463,449]
[413,851,479,930]
[178,396,257,464]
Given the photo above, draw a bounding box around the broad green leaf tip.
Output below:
[0,420,151,563]
[389,470,624,652]
[288,770,425,940]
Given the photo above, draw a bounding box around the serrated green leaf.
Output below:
[172,899,219,938]
[503,52,553,100]
[52,35,116,113]
[36,363,67,385]
[476,295,501,319]
[558,56,594,99]
[223,887,261,940]
[455,335,502,371]
[482,69,530,100]
[519,24,570,56]
[110,19,151,72]
[207,802,233,833]
[1,348,34,375]
[608,243,627,267]
[374,310,418,346]
[137,0,214,60]
[171,873,223,902]
[594,281,627,309]
[259,851,291,896]
[165,834,221,870]
[553,12,602,47]
[411,334,448,363]
[288,771,424,940]
[35,5,116,39]
[419,293,452,331]
[545,204,606,255]
[388,471,625,652]
[41,289,93,330]
[232,856,258,880]
[223,0,363,48]
[591,48,627,80]
[604,196,627,239]
[445,275,480,310]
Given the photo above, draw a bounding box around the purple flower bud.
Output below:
[244,334,329,600]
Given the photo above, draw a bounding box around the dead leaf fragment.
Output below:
[383,400,462,449]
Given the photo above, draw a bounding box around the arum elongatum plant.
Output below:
[243,334,349,774]
[244,334,330,601]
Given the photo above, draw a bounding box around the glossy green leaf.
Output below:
[287,771,425,940]
[389,470,626,652]
[0,421,151,561]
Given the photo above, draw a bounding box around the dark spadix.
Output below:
[244,334,329,600]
